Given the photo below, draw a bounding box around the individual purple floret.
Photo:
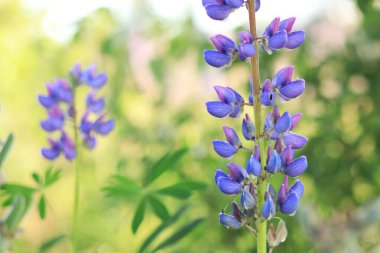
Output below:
[213,126,242,158]
[262,191,276,220]
[39,63,115,161]
[202,0,259,21]
[277,176,304,215]
[204,34,237,67]
[237,31,256,61]
[219,212,242,229]
[262,17,305,54]
[206,86,245,118]
[273,66,305,101]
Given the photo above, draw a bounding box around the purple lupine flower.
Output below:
[228,162,248,183]
[237,31,256,61]
[262,17,305,54]
[261,79,276,106]
[81,65,108,89]
[284,156,307,177]
[278,177,304,215]
[262,192,276,220]
[202,0,250,21]
[214,169,242,194]
[204,35,237,67]
[39,63,115,160]
[246,144,261,176]
[219,212,242,229]
[241,186,256,209]
[242,113,255,140]
[274,112,291,134]
[40,106,65,132]
[206,86,244,118]
[266,148,281,174]
[283,132,308,149]
[272,66,305,101]
[213,126,242,158]
[86,91,105,113]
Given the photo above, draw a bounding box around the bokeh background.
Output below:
[1,0,380,252]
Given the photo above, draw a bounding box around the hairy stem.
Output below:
[247,1,267,253]
[71,89,80,253]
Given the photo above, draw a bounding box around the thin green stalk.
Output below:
[71,87,80,253]
[247,1,267,252]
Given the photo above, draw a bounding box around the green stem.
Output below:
[71,88,80,253]
[247,1,267,253]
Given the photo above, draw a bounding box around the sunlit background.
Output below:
[1,0,380,252]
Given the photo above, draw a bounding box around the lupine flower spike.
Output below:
[39,64,115,160]
[202,0,308,251]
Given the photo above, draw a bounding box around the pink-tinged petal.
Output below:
[228,162,247,183]
[279,17,296,33]
[286,31,305,49]
[222,126,242,147]
[202,0,224,7]
[210,34,236,54]
[279,79,305,99]
[203,50,231,68]
[205,4,232,20]
[238,31,253,43]
[206,101,233,118]
[273,66,295,89]
[214,86,236,104]
[264,17,280,37]
[290,113,303,130]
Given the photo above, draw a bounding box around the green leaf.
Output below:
[156,181,207,199]
[152,218,205,252]
[1,183,36,195]
[144,148,188,185]
[4,193,33,230]
[138,206,189,253]
[44,168,61,187]
[132,199,146,234]
[148,196,169,221]
[103,175,141,199]
[39,234,67,253]
[39,195,46,219]
[32,172,42,185]
[0,133,14,168]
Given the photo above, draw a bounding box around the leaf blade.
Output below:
[132,199,146,234]
[0,133,14,168]
[38,195,46,219]
[148,196,169,221]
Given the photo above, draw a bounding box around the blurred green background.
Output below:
[0,0,380,252]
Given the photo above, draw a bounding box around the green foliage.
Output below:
[0,133,14,168]
[38,195,46,219]
[148,195,170,221]
[102,175,141,199]
[156,181,207,200]
[132,199,146,234]
[38,234,67,253]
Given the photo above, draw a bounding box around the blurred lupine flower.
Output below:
[219,212,242,229]
[214,165,246,194]
[41,131,76,161]
[38,79,73,108]
[241,185,256,209]
[40,63,115,161]
[262,17,305,54]
[213,126,242,158]
[206,86,245,118]
[202,0,260,20]
[237,31,256,61]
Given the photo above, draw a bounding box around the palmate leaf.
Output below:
[144,148,188,186]
[0,133,14,168]
[132,199,146,234]
[148,195,169,221]
[152,218,205,252]
[156,180,208,199]
[103,175,141,199]
[138,206,189,253]
[38,234,67,253]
